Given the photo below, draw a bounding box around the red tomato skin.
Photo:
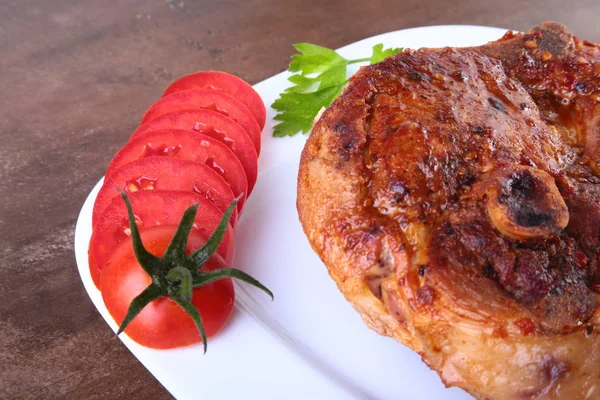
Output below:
[105,129,249,208]
[89,250,99,287]
[140,89,261,155]
[131,111,258,193]
[100,226,235,349]
[89,190,235,288]
[92,157,238,228]
[162,71,266,130]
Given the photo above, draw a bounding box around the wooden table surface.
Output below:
[1,0,598,398]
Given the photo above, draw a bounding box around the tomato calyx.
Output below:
[116,189,273,352]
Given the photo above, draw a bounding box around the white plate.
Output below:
[75,25,509,400]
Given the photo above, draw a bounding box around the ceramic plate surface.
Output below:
[75,25,509,400]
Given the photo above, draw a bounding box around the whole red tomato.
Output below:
[100,225,235,349]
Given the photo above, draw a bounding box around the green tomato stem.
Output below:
[167,266,193,302]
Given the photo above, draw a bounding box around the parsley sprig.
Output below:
[272,43,403,137]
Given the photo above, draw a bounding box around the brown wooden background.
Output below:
[1,0,598,398]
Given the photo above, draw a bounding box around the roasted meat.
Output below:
[297,22,600,399]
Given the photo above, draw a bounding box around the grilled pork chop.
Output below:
[297,22,600,399]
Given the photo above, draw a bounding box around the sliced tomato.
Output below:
[140,89,262,155]
[131,111,258,193]
[92,157,238,228]
[101,225,235,349]
[105,129,249,208]
[162,71,266,130]
[89,190,235,288]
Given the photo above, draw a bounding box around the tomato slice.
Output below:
[140,89,261,155]
[162,71,266,130]
[89,190,235,288]
[131,111,258,193]
[101,225,235,349]
[92,157,238,228]
[105,129,249,208]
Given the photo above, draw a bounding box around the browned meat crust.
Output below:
[297,22,600,399]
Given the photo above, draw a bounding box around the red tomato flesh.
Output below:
[105,129,249,208]
[92,157,238,228]
[162,71,266,130]
[101,225,235,349]
[89,190,235,288]
[140,89,262,155]
[131,111,258,193]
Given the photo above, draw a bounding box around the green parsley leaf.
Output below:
[272,42,403,137]
[272,84,345,137]
[369,43,403,64]
[289,43,347,74]
[285,64,347,93]
[285,74,319,94]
